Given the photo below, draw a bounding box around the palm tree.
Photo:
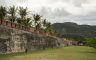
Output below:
[0,6,7,20]
[18,7,29,25]
[42,19,47,28]
[18,7,32,27]
[23,18,32,27]
[45,22,52,35]
[17,18,22,24]
[53,30,58,36]
[33,14,42,30]
[36,22,41,31]
[46,22,51,29]
[18,7,28,20]
[8,6,17,22]
[40,19,47,33]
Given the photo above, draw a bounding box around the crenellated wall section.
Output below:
[0,20,78,54]
[0,25,59,54]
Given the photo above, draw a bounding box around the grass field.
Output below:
[0,46,96,60]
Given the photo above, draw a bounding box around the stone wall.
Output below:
[0,24,78,54]
[0,25,58,54]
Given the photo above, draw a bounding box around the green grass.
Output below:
[0,46,96,60]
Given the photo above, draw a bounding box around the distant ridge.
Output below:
[52,22,96,38]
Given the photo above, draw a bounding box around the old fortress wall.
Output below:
[0,20,77,54]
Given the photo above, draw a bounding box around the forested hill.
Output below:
[52,22,96,39]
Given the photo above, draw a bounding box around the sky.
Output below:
[0,0,96,25]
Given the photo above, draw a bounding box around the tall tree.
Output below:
[18,7,28,20]
[33,14,42,30]
[45,22,56,35]
[42,19,47,28]
[8,6,17,22]
[45,22,52,35]
[41,20,52,34]
[36,22,41,31]
[18,7,32,27]
[23,18,32,27]
[18,7,28,25]
[0,6,7,20]
[17,18,22,24]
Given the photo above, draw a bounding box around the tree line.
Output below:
[0,6,57,36]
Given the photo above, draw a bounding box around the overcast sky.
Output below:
[1,0,96,25]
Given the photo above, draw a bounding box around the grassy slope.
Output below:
[0,46,96,60]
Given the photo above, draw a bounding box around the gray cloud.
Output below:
[39,6,96,25]
[39,7,71,18]
[0,0,8,6]
[0,0,16,7]
[53,8,71,17]
[38,7,72,23]
[67,14,96,25]
[15,0,28,2]
[0,0,96,25]
[49,0,89,7]
[72,0,88,7]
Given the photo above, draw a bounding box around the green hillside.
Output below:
[52,22,96,40]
